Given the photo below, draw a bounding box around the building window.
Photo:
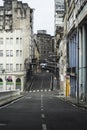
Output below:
[6,64,13,71]
[0,50,3,57]
[6,50,9,57]
[16,50,22,57]
[10,38,13,46]
[16,50,19,56]
[6,64,9,71]
[16,64,19,71]
[6,50,13,57]
[0,38,3,45]
[16,38,19,44]
[10,50,13,56]
[20,38,22,45]
[20,50,22,56]
[20,64,22,70]
[6,38,9,44]
[0,64,3,71]
[10,64,13,71]
[0,10,4,15]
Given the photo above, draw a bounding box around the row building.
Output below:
[0,0,34,91]
[36,30,53,63]
[55,0,87,102]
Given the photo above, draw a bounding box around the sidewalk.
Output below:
[61,96,87,109]
[0,91,23,107]
[53,90,87,109]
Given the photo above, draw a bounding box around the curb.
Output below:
[0,95,23,107]
[60,97,87,110]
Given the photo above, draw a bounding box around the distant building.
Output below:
[54,0,65,93]
[36,30,53,63]
[54,0,64,53]
[54,0,64,27]
[0,0,34,91]
[33,34,40,73]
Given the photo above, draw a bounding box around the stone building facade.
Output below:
[36,30,53,63]
[54,0,66,94]
[0,0,33,91]
[60,0,87,102]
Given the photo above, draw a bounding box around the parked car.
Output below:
[40,63,47,69]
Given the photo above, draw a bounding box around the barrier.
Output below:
[0,90,21,106]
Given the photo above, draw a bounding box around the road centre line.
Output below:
[41,108,44,111]
[0,123,7,126]
[41,94,43,104]
[41,105,43,108]
[42,124,47,130]
[41,114,45,118]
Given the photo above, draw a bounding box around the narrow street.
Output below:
[0,72,87,130]
[29,72,52,92]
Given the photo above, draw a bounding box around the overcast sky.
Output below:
[0,0,54,35]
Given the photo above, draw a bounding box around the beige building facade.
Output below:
[0,0,33,91]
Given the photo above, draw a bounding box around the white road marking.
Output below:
[29,89,51,93]
[0,123,7,126]
[41,108,44,111]
[41,114,45,118]
[72,104,76,107]
[41,94,44,110]
[42,124,47,130]
[41,105,43,108]
[49,89,51,92]
[41,94,43,105]
[25,97,31,99]
[72,104,78,108]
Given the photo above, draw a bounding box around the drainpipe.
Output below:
[77,23,79,104]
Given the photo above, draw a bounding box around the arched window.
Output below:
[0,78,3,82]
[0,78,3,90]
[16,78,21,90]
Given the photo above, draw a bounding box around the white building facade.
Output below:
[0,0,33,91]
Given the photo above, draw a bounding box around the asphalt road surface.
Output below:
[0,72,87,130]
[29,72,52,92]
